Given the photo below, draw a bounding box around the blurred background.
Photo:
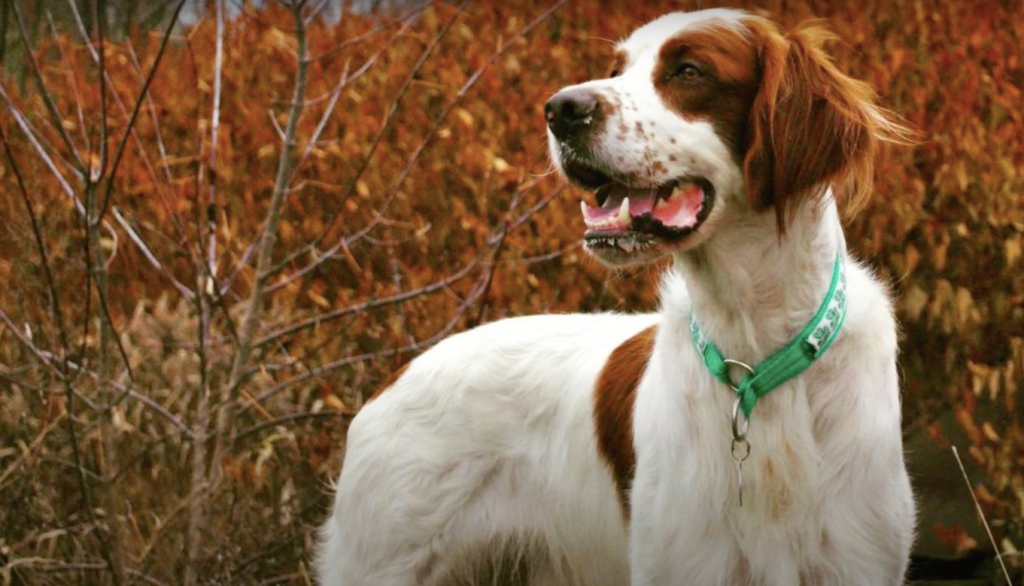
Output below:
[0,0,1021,584]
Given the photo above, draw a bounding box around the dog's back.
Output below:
[316,313,658,586]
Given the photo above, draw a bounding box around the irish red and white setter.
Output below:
[317,9,916,586]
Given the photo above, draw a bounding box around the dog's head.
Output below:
[545,9,910,267]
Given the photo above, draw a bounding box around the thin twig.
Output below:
[110,207,195,299]
[0,412,65,490]
[0,123,70,377]
[96,0,189,219]
[472,220,510,328]
[48,11,92,161]
[504,241,580,266]
[232,411,342,445]
[253,255,482,349]
[68,0,192,254]
[304,0,332,25]
[0,559,108,573]
[124,39,182,227]
[264,3,463,281]
[85,2,129,579]
[951,446,1013,585]
[247,234,499,409]
[183,3,225,578]
[223,1,310,398]
[0,84,85,213]
[287,59,350,184]
[248,288,482,406]
[0,124,100,582]
[278,0,567,288]
[1,312,189,435]
[11,0,84,170]
[85,372,193,437]
[134,486,203,570]
[306,0,432,64]
[208,0,225,276]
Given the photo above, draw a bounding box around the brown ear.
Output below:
[743,19,913,231]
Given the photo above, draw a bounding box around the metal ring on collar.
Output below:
[731,437,751,462]
[722,358,755,390]
[723,359,754,442]
[731,397,750,442]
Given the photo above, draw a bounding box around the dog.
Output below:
[317,8,916,586]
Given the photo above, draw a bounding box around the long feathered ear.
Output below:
[743,19,914,232]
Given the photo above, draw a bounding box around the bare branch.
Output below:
[47,11,91,160]
[97,0,189,219]
[266,0,566,288]
[208,0,226,276]
[306,0,432,64]
[0,124,71,366]
[124,40,179,202]
[11,0,84,170]
[110,207,195,300]
[95,0,108,182]
[233,411,341,445]
[504,242,580,266]
[0,413,65,491]
[288,60,350,182]
[224,2,311,395]
[254,254,482,350]
[184,2,227,582]
[0,84,84,214]
[0,128,106,550]
[68,0,191,247]
[264,4,460,280]
[91,375,194,438]
[267,107,287,141]
[304,0,332,25]
[248,260,492,407]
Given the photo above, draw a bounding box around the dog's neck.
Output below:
[669,191,846,366]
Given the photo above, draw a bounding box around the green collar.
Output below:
[690,254,848,423]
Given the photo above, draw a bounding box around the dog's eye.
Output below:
[672,63,702,80]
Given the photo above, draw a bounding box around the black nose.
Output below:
[545,89,599,141]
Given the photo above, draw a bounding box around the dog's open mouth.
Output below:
[564,159,715,254]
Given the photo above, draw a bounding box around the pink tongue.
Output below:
[652,183,703,229]
[581,188,655,228]
[580,183,704,230]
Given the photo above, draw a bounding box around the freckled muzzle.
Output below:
[546,84,717,264]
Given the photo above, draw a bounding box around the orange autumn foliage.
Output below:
[0,0,1022,582]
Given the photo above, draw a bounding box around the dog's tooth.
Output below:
[619,197,630,224]
[621,240,634,253]
[580,200,588,216]
[654,197,666,210]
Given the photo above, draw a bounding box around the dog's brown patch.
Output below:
[368,363,410,401]
[593,325,657,518]
[652,25,761,158]
[652,17,912,232]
